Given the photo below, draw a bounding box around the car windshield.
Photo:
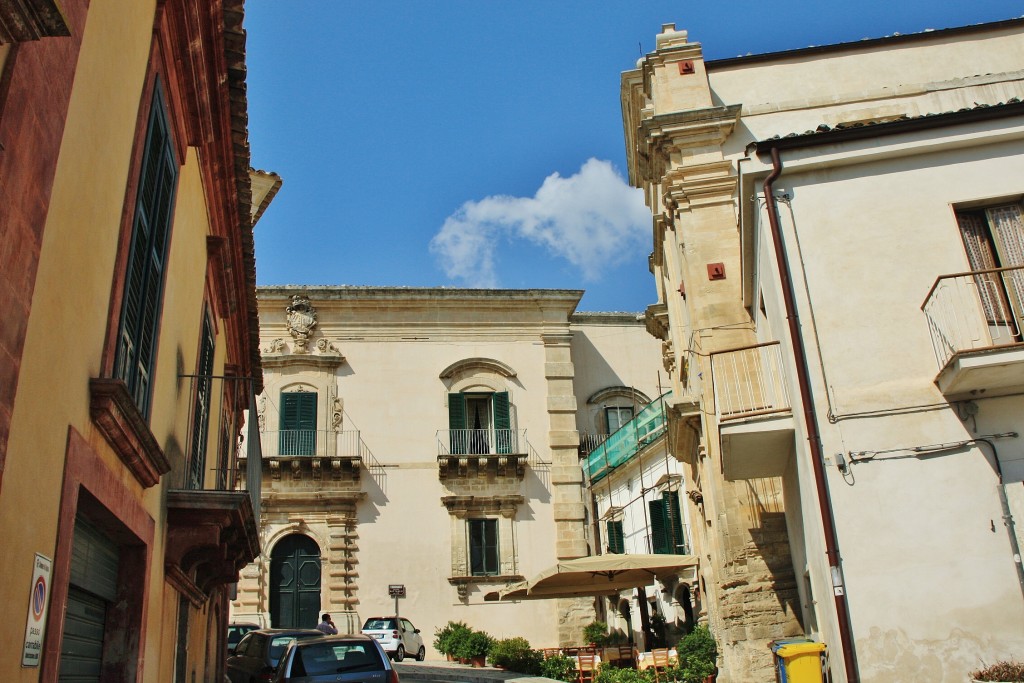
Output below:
[292,643,384,677]
[362,618,396,630]
[269,634,323,664]
[228,625,256,645]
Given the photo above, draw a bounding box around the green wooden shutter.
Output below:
[280,392,317,455]
[448,393,467,454]
[649,498,669,554]
[664,491,686,554]
[607,520,625,554]
[492,391,511,454]
[115,83,178,418]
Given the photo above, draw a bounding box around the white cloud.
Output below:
[430,158,649,287]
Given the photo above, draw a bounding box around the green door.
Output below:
[270,534,321,628]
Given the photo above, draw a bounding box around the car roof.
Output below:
[296,634,376,644]
[229,622,260,628]
[250,628,324,636]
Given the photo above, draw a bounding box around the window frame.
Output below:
[468,518,499,576]
[112,79,179,419]
[185,310,216,489]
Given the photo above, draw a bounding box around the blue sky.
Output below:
[245,1,1022,312]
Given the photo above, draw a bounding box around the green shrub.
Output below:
[455,629,494,660]
[433,620,471,657]
[489,637,542,673]
[583,620,611,647]
[540,653,578,682]
[595,665,655,683]
[676,625,717,683]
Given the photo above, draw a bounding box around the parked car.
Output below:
[226,628,324,683]
[273,634,399,683]
[227,622,261,655]
[360,617,425,662]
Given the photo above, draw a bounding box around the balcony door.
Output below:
[448,391,510,455]
[280,391,316,456]
[958,204,1024,337]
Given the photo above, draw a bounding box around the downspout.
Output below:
[762,146,859,682]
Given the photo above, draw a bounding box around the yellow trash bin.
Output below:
[769,639,827,683]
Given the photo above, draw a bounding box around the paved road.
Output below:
[394,660,556,683]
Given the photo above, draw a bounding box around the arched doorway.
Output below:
[675,584,695,634]
[270,534,321,628]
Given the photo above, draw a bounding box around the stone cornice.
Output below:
[640,105,742,178]
[89,379,171,489]
[663,160,738,209]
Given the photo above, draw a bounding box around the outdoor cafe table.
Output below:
[635,649,678,670]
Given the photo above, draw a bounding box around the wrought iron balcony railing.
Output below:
[583,393,669,484]
[709,341,791,420]
[436,428,527,456]
[922,265,1024,369]
[260,429,363,459]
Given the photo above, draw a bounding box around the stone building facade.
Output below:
[231,288,665,652]
[622,18,1024,683]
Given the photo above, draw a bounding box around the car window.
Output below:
[294,642,384,676]
[363,618,396,630]
[234,633,253,656]
[269,633,323,665]
[401,619,415,632]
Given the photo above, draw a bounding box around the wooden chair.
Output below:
[542,648,562,660]
[616,645,637,668]
[577,653,598,683]
[650,648,671,682]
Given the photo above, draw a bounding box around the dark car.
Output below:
[226,628,325,683]
[273,634,398,683]
[228,622,261,655]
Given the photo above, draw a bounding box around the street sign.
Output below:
[22,553,52,667]
[388,584,406,598]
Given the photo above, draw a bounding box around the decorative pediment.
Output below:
[439,357,517,380]
[441,494,524,519]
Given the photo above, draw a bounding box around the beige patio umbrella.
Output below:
[504,554,698,600]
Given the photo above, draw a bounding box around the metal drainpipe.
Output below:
[763,146,859,682]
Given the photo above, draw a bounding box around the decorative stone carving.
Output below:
[286,295,318,353]
[662,339,676,374]
[332,397,343,431]
[258,395,267,432]
[317,337,340,353]
[265,338,286,353]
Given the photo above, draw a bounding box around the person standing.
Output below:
[316,613,337,635]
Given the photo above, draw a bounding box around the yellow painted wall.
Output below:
[0,0,233,679]
[0,1,156,680]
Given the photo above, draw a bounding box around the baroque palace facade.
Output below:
[622,18,1024,683]
[230,287,667,651]
[0,0,278,681]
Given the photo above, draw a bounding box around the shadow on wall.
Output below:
[744,478,802,628]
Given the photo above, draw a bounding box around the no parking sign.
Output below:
[22,554,52,667]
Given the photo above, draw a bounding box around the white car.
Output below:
[360,616,425,662]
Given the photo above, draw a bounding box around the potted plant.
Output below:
[456,629,494,667]
[970,660,1024,682]
[433,620,470,661]
[677,625,717,683]
[583,620,611,647]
